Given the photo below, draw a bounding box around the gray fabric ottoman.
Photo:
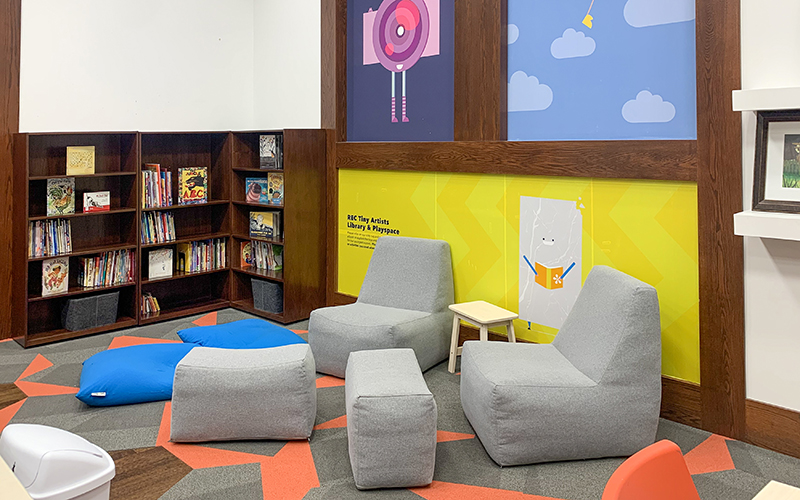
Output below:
[170,344,316,442]
[345,348,437,490]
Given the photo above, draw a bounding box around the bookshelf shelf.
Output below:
[232,233,284,245]
[232,266,283,282]
[27,244,138,262]
[142,267,229,285]
[140,232,231,249]
[28,207,136,221]
[232,200,284,210]
[29,172,138,181]
[13,130,327,346]
[28,282,136,302]
[232,167,284,174]
[141,200,229,212]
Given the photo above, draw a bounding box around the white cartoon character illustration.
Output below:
[519,196,583,331]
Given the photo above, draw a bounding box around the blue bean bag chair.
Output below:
[77,343,198,407]
[177,318,306,349]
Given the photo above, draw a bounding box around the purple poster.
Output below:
[347,0,454,142]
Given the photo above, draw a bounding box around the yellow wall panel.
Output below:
[338,170,700,383]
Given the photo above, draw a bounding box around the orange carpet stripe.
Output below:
[15,381,78,397]
[260,440,320,499]
[314,415,347,430]
[0,338,11,343]
[108,336,181,350]
[0,399,25,432]
[410,481,566,500]
[436,430,475,443]
[315,376,345,389]
[16,354,53,381]
[291,330,308,334]
[684,434,735,475]
[192,312,218,327]
[157,401,320,498]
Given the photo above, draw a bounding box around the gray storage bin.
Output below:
[61,291,120,331]
[252,278,283,314]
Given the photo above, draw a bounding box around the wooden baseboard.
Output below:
[745,399,800,459]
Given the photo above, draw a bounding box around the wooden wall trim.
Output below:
[745,400,800,459]
[0,0,20,339]
[454,0,506,141]
[337,140,698,181]
[696,0,746,438]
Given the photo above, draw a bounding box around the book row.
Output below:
[241,241,283,271]
[142,164,173,208]
[46,178,110,216]
[28,220,72,257]
[78,249,135,289]
[141,212,176,245]
[141,292,160,316]
[146,238,227,280]
[249,211,282,239]
[245,174,283,205]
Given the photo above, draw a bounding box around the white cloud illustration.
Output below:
[508,71,553,112]
[550,28,596,59]
[622,90,676,123]
[508,24,519,45]
[624,0,695,28]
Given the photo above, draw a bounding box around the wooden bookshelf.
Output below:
[12,130,328,347]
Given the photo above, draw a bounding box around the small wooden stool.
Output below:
[448,301,517,373]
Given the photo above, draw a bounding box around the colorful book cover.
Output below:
[148,248,173,280]
[178,167,208,205]
[267,172,283,205]
[42,257,69,296]
[241,241,253,267]
[272,244,283,271]
[245,177,270,204]
[46,178,75,216]
[83,191,110,212]
[176,242,191,272]
[249,211,276,238]
[66,146,95,175]
[259,134,281,169]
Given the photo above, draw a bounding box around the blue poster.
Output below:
[347,0,455,142]
[508,0,697,141]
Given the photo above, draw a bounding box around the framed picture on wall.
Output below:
[753,110,800,213]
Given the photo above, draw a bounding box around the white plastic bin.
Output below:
[0,424,115,500]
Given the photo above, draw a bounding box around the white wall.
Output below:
[19,0,322,132]
[741,0,800,412]
[253,0,321,129]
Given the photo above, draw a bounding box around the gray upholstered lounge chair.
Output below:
[460,265,661,466]
[308,236,455,377]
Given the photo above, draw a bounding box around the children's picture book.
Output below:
[259,134,282,169]
[245,178,270,204]
[47,178,75,216]
[42,257,69,296]
[148,248,173,280]
[267,172,283,205]
[249,211,280,239]
[66,146,95,175]
[178,167,208,205]
[241,241,253,267]
[83,191,110,213]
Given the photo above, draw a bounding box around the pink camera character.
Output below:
[363,0,441,123]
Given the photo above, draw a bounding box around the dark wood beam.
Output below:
[337,140,697,181]
[696,0,746,438]
[0,0,20,339]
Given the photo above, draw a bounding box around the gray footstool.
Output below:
[170,344,316,442]
[345,348,437,490]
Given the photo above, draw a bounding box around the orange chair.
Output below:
[602,440,701,500]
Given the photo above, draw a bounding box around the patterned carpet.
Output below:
[1,308,800,499]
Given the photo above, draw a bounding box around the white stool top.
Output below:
[449,301,518,325]
[753,481,800,500]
